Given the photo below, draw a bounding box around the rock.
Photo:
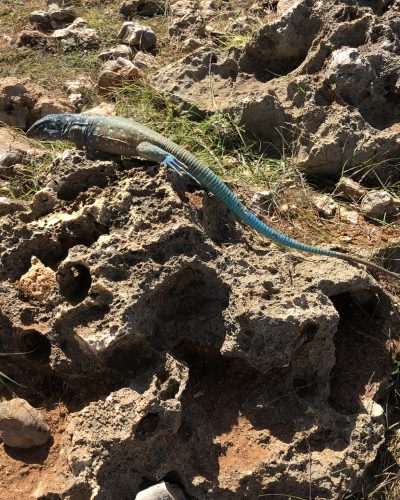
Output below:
[97,57,144,93]
[16,30,50,48]
[360,190,397,219]
[0,196,28,217]
[0,34,12,48]
[0,147,396,497]
[52,18,100,50]
[0,398,50,448]
[29,10,51,31]
[16,256,57,302]
[313,194,338,218]
[83,102,116,115]
[169,0,206,39]
[133,51,156,69]
[29,5,75,31]
[31,187,58,217]
[47,4,75,29]
[0,77,74,129]
[117,22,157,51]
[338,206,359,224]
[98,44,133,61]
[136,482,186,500]
[120,0,166,18]
[337,177,367,202]
[0,128,47,166]
[154,1,400,179]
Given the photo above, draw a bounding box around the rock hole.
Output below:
[328,290,391,415]
[300,320,319,343]
[57,263,92,305]
[137,264,230,349]
[19,330,51,363]
[136,413,159,439]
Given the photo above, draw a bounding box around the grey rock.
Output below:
[337,177,367,202]
[133,51,156,69]
[31,187,57,217]
[0,196,28,216]
[136,482,186,500]
[0,398,50,448]
[98,44,133,61]
[16,30,50,48]
[120,0,166,18]
[52,18,100,50]
[360,190,397,219]
[169,0,206,39]
[313,194,338,218]
[117,22,157,51]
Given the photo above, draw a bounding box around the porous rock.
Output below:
[97,57,143,93]
[16,30,50,48]
[0,77,74,129]
[337,177,367,202]
[52,18,100,50]
[120,0,166,18]
[98,44,133,61]
[0,127,47,166]
[0,196,28,217]
[0,398,50,448]
[0,148,397,497]
[169,0,206,39]
[360,189,397,219]
[117,22,157,51]
[154,0,400,180]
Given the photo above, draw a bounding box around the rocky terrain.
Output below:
[0,1,400,499]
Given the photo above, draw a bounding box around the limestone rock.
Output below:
[120,0,166,18]
[16,256,57,302]
[133,51,156,69]
[98,44,133,61]
[169,0,206,39]
[337,177,367,202]
[0,128,47,166]
[313,194,338,218]
[0,196,28,217]
[0,77,74,129]
[52,18,100,50]
[16,30,50,48]
[31,187,58,217]
[360,190,398,219]
[0,398,50,448]
[98,57,144,93]
[117,22,157,51]
[83,102,116,115]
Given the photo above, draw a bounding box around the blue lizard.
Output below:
[27,113,399,279]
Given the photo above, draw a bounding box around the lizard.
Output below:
[26,113,400,279]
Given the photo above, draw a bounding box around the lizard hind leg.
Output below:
[136,142,200,184]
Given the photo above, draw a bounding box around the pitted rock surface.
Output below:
[0,149,398,498]
[155,0,400,179]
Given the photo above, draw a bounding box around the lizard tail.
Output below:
[161,142,400,279]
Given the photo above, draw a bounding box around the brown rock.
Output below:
[0,196,28,217]
[0,77,74,129]
[52,18,100,50]
[16,30,50,48]
[0,398,50,448]
[97,57,144,93]
[117,22,157,51]
[120,0,166,18]
[337,177,367,202]
[133,51,156,69]
[98,44,133,61]
[16,256,57,302]
[0,127,47,166]
[360,190,397,219]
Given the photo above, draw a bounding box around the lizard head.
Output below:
[26,113,76,140]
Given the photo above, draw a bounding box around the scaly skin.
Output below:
[27,113,400,279]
